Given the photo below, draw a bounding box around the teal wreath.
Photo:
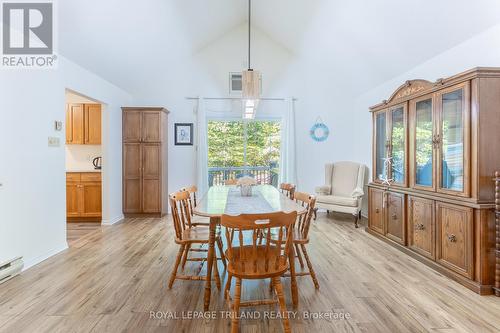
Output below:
[310,122,329,142]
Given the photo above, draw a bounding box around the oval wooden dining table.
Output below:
[194,184,307,311]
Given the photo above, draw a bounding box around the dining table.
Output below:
[194,184,307,311]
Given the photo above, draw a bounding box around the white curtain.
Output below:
[279,98,297,186]
[196,98,209,195]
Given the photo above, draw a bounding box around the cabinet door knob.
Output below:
[375,208,380,213]
[415,223,425,230]
[392,213,397,220]
[446,234,457,242]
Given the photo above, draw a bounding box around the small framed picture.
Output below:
[174,123,193,146]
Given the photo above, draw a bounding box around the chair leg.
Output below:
[301,244,319,289]
[224,273,233,300]
[213,255,221,291]
[313,208,318,220]
[216,238,227,270]
[272,277,291,333]
[354,213,359,228]
[295,243,305,269]
[168,244,185,289]
[181,244,191,270]
[231,278,242,333]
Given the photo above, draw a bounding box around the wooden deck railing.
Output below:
[208,166,278,187]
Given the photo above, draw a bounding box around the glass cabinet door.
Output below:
[390,106,406,185]
[374,111,388,182]
[438,85,469,195]
[414,98,434,189]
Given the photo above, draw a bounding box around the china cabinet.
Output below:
[367,68,500,295]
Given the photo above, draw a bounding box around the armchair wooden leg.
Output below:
[313,208,318,220]
[169,244,185,289]
[354,213,359,228]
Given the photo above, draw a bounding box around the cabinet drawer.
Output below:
[386,192,406,245]
[436,202,473,278]
[81,173,101,182]
[66,173,81,182]
[408,196,435,260]
[368,188,384,234]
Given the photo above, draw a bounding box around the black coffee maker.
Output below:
[93,157,102,170]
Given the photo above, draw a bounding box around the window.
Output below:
[207,120,281,186]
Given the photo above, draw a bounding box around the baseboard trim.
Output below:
[23,243,68,271]
[101,215,124,226]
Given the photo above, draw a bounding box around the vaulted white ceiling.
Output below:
[59,0,500,95]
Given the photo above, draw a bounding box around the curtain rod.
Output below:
[185,97,297,101]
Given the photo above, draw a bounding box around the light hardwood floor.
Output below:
[1,213,499,332]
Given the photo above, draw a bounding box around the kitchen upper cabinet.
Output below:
[66,104,101,145]
[66,104,84,144]
[84,104,102,144]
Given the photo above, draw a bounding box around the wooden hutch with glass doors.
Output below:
[367,68,500,295]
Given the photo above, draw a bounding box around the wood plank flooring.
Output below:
[67,223,102,247]
[1,213,499,332]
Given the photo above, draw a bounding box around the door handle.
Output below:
[415,223,425,230]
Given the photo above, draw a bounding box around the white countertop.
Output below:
[66,169,102,173]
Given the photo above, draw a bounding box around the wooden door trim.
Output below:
[435,82,471,197]
[409,93,436,192]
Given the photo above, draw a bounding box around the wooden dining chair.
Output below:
[264,192,319,289]
[224,179,238,185]
[182,185,210,227]
[222,211,297,333]
[288,192,319,289]
[279,183,296,200]
[168,191,226,289]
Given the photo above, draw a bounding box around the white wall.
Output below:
[65,145,102,171]
[0,57,131,267]
[131,24,295,195]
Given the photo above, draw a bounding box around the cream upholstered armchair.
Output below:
[314,161,367,228]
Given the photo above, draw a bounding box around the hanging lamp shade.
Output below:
[242,69,260,101]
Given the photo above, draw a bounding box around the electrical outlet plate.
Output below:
[48,137,60,147]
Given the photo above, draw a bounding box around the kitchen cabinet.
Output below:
[66,104,101,145]
[122,107,168,216]
[66,172,102,220]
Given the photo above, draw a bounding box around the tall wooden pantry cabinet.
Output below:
[367,68,500,295]
[122,107,169,216]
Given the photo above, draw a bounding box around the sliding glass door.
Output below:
[207,120,281,186]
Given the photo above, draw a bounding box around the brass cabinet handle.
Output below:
[415,223,425,230]
[447,234,457,242]
[375,208,380,213]
[392,213,398,220]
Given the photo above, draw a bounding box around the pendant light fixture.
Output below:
[242,0,260,119]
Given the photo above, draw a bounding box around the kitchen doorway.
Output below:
[64,90,105,245]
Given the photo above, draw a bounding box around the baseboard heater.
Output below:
[0,257,24,284]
